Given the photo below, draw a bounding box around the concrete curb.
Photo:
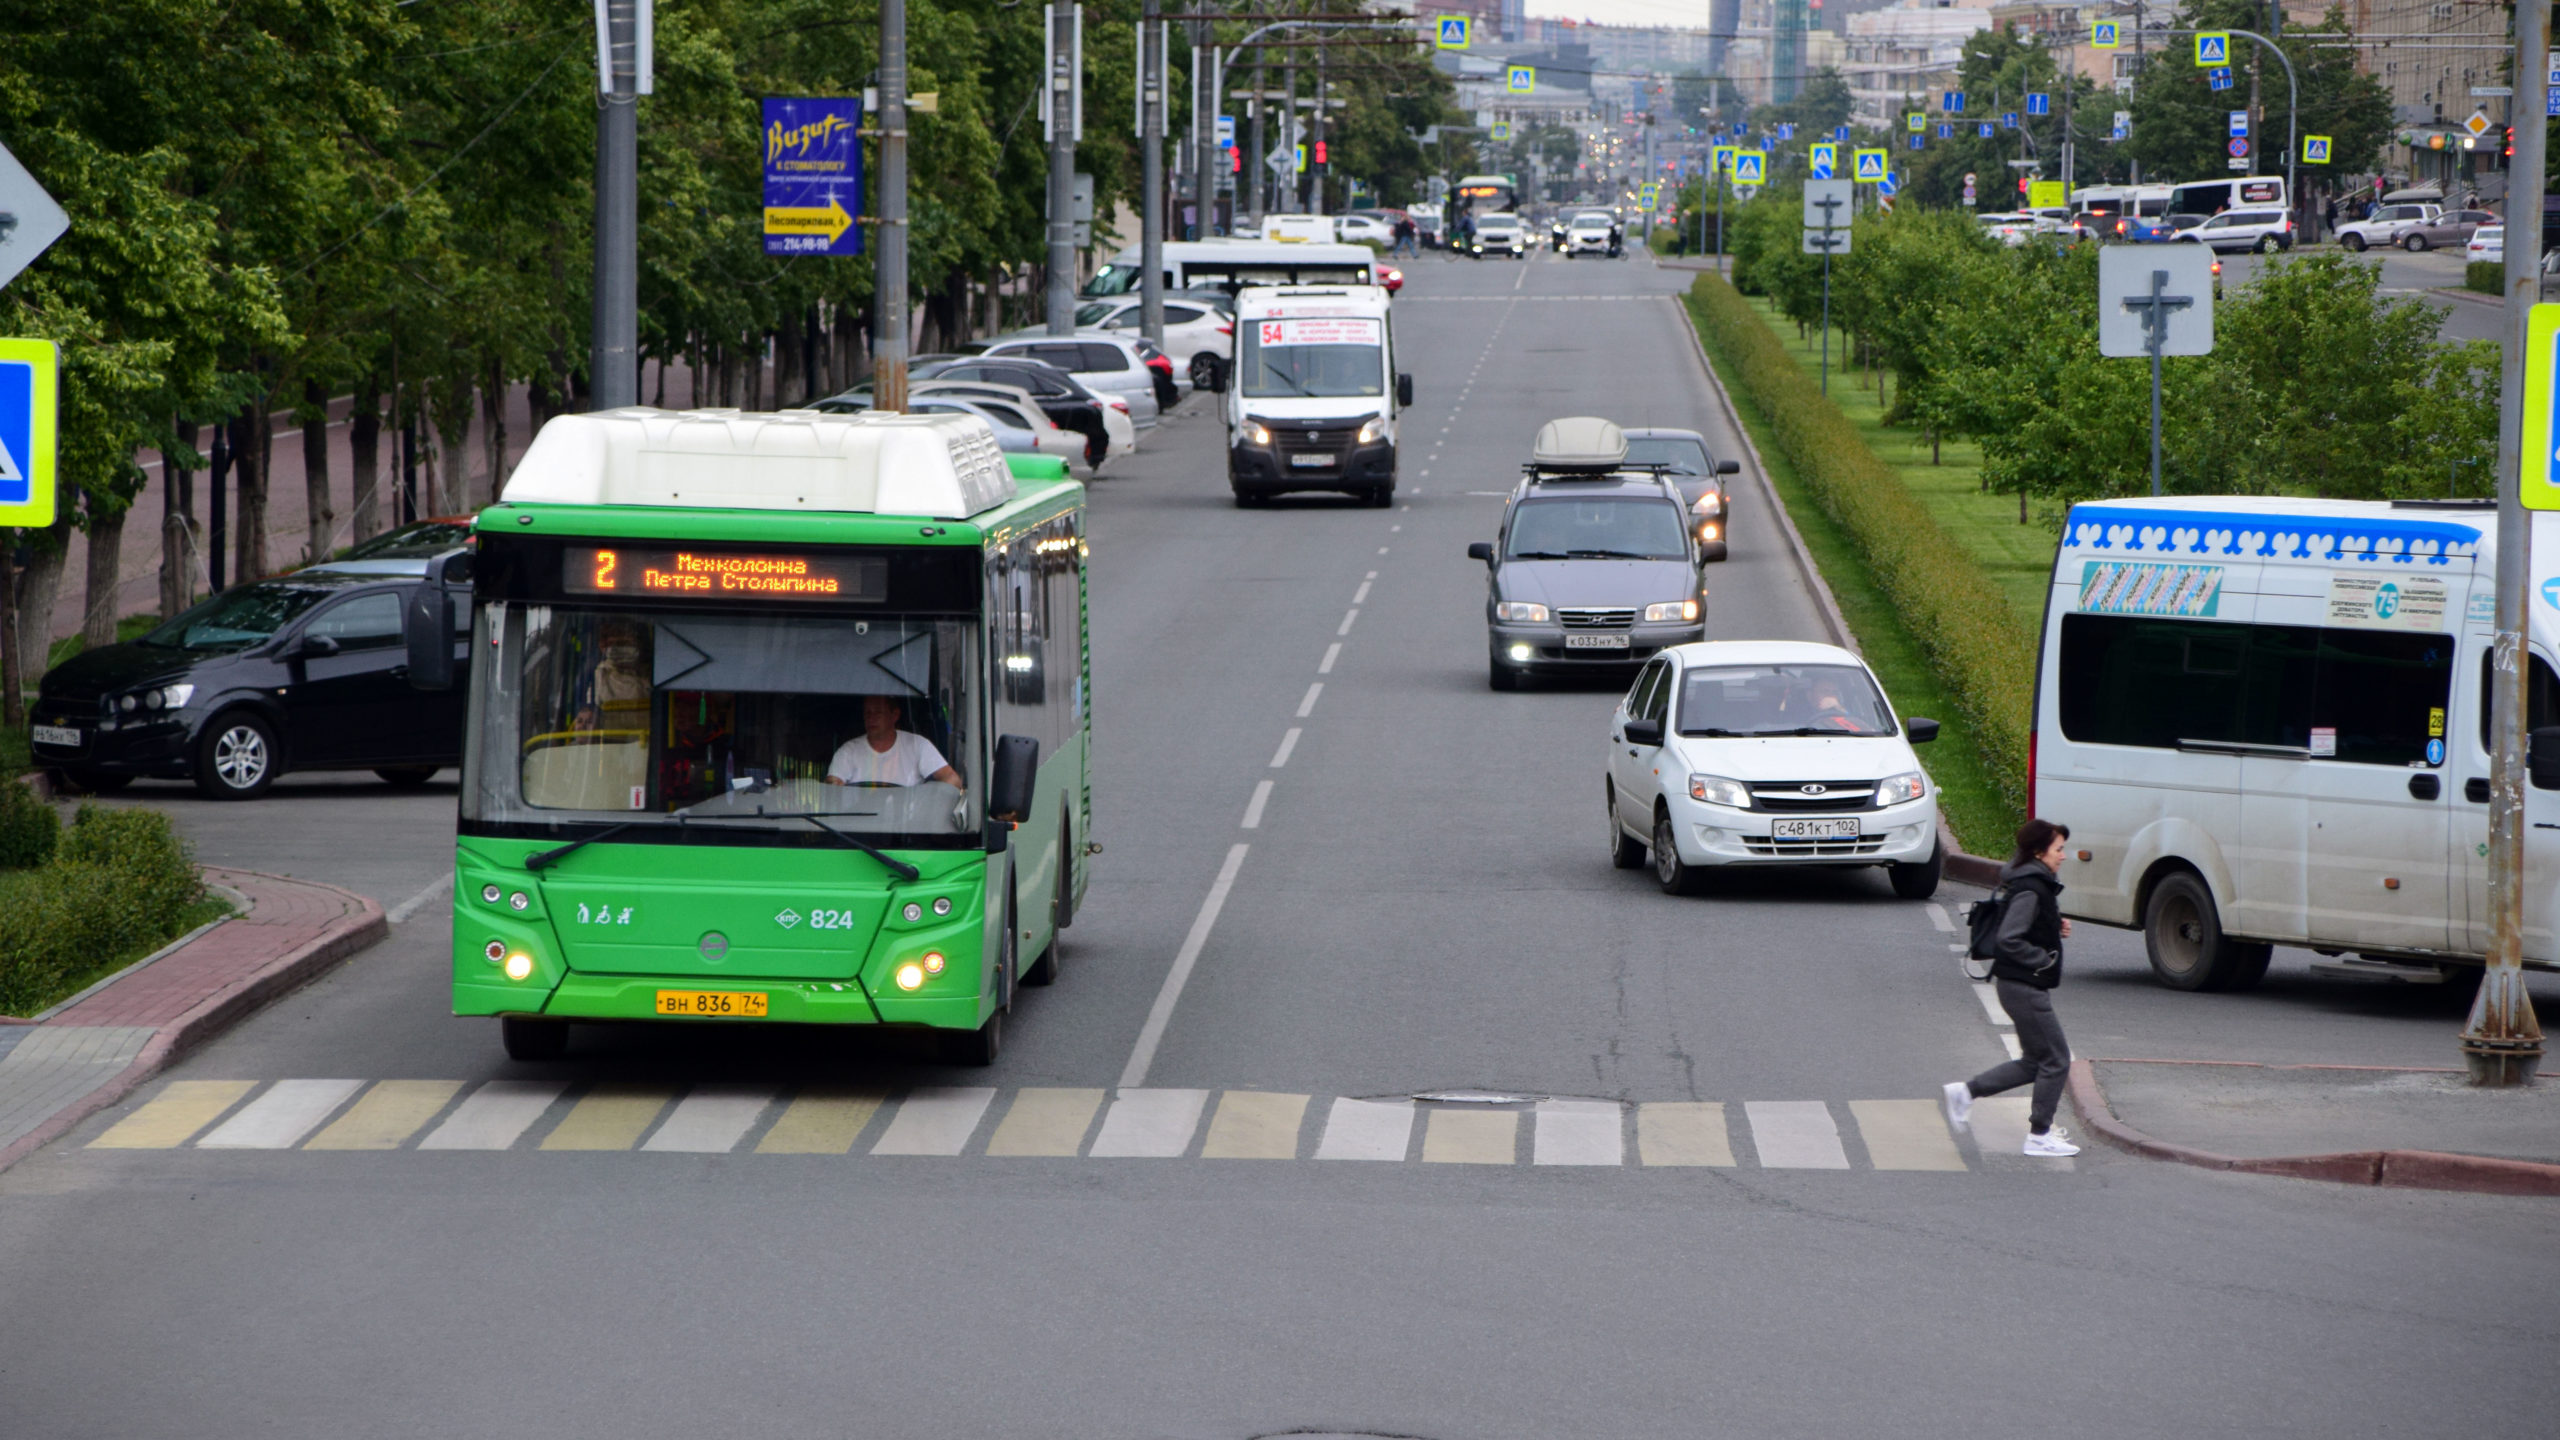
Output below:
[0,870,386,1174]
[2067,1058,2560,1197]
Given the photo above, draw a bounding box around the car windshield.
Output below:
[1239,316,1383,398]
[140,582,340,654]
[1505,497,1689,560]
[1074,302,1121,327]
[1624,437,1711,476]
[344,520,474,559]
[467,605,983,840]
[1678,663,1898,737]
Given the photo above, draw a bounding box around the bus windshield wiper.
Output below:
[524,819,650,871]
[790,813,923,881]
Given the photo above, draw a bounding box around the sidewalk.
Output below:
[0,866,385,1172]
[2071,1055,2560,1197]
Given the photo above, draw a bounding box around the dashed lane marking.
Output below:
[1296,682,1323,717]
[1241,779,1274,829]
[1319,643,1340,674]
[1270,728,1301,767]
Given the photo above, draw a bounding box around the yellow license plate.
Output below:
[654,989,769,1018]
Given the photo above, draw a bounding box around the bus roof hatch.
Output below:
[500,407,1020,520]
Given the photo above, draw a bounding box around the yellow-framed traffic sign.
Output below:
[0,337,59,528]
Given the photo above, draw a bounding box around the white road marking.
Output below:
[2001,1033,2025,1060]
[388,874,453,925]
[1337,609,1358,636]
[1972,984,2012,1027]
[1352,580,1371,604]
[1296,682,1324,717]
[641,1085,775,1152]
[196,1079,361,1149]
[1388,524,1401,532]
[1319,643,1340,674]
[1514,263,1527,291]
[1270,728,1301,768]
[1117,843,1252,1088]
[1365,569,1378,579]
[870,1086,998,1155]
[417,1081,565,1150]
[1087,1088,1210,1157]
[1377,547,1388,555]
[1532,1099,1624,1165]
[1926,902,1957,932]
[1314,1097,1415,1160]
[1241,779,1274,829]
[1744,1100,1851,1169]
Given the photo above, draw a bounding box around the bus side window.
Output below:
[2477,651,2560,750]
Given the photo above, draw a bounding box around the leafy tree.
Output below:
[2127,1,2390,182]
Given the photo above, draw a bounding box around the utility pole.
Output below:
[1284,50,1299,210]
[2128,0,2143,186]
[1313,47,1328,214]
[2467,0,2547,1086]
[591,0,650,410]
[1045,0,1081,335]
[876,0,911,411]
[1139,2,1165,346]
[1249,56,1267,222]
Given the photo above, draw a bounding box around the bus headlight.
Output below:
[1239,420,1272,446]
[1875,771,1927,806]
[1356,416,1386,445]
[1689,774,1750,809]
[895,962,927,991]
[503,951,535,981]
[1495,601,1549,623]
[1645,600,1700,623]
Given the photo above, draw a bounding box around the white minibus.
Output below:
[1084,240,1379,297]
[2033,496,2560,991]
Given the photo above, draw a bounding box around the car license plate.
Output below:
[1564,633,1630,650]
[30,724,80,748]
[655,989,769,1018]
[1771,818,1861,840]
[1288,453,1335,468]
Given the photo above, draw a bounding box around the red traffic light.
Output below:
[1314,140,1328,165]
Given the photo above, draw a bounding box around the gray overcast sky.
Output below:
[1524,0,1721,32]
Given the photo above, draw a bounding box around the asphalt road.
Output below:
[7,247,2557,1439]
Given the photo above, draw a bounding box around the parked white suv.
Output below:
[2334,203,2439,252]
[1605,640,1945,898]
[2180,207,2293,254]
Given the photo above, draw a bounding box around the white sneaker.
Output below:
[2023,1126,2080,1158]
[1941,1081,1973,1130]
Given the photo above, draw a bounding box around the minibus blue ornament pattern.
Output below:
[2062,507,2482,566]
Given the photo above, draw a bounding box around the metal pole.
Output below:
[1249,57,1266,223]
[2147,271,2165,497]
[1045,0,1079,334]
[591,0,645,410]
[1819,248,1831,395]
[1313,48,1327,214]
[1140,8,1165,346]
[876,0,910,411]
[2465,0,2547,1085]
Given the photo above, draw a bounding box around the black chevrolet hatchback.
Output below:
[28,557,472,798]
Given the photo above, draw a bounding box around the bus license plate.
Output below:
[1770,818,1861,840]
[30,724,80,748]
[655,989,769,1018]
[1564,634,1630,650]
[1288,453,1335,468]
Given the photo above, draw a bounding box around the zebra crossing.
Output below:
[84,1077,2066,1171]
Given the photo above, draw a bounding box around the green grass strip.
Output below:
[1685,273,2032,852]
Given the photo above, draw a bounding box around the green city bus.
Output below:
[408,408,1090,1064]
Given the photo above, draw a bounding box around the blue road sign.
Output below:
[2113,115,2131,140]
[762,97,864,257]
[1834,125,1852,142]
[2228,111,2249,137]
[2208,66,2233,92]
[1937,123,1952,138]
[1778,123,1796,139]
[1879,173,1899,197]
[2001,112,2018,129]
[1853,149,1887,182]
[1944,91,1966,114]
[1808,142,1835,179]
[1978,123,1994,138]
[2195,32,2229,66]
[2303,135,2332,163]
[1507,65,1535,93]
[2026,93,2050,116]
[1733,150,1765,184]
[2092,20,2119,47]
[1909,134,1923,151]
[1435,15,1469,48]
[0,339,58,528]
[2229,138,2250,158]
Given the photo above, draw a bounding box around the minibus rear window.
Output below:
[2060,614,2451,765]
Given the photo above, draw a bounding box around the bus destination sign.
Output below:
[564,546,888,602]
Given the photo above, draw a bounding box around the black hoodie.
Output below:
[1989,859,2066,989]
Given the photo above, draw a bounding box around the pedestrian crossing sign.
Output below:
[1435,15,1469,48]
[2303,134,2332,164]
[2195,32,2229,66]
[0,338,58,528]
[1809,142,1836,178]
[1507,65,1535,94]
[1713,144,1737,174]
[1853,148,1887,182]
[1733,150,1765,185]
[1490,121,1510,140]
[2092,20,2120,47]
[1906,112,1925,132]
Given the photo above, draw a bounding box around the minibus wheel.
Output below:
[2143,871,2266,991]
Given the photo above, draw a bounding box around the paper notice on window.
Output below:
[2308,727,2337,757]
[2326,572,2448,631]
[1255,317,1380,348]
[2078,560,2223,616]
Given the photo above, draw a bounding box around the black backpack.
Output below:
[1963,886,2011,976]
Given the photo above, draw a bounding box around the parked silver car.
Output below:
[969,334,1163,429]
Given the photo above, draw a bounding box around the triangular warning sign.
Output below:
[0,433,22,484]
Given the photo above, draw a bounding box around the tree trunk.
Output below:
[302,380,335,566]
[161,421,199,618]
[82,497,125,651]
[350,377,384,542]
[231,406,269,585]
[432,379,473,515]
[0,535,19,727]
[480,359,507,505]
[777,309,804,408]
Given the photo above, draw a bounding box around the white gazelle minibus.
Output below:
[2033,496,2560,992]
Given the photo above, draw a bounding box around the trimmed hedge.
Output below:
[0,805,209,1016]
[2466,260,2501,295]
[1687,271,2036,811]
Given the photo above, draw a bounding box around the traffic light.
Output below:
[1314,140,1328,165]
[2019,177,2029,196]
[2506,125,2517,160]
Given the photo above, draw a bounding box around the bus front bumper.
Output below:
[457,975,988,1030]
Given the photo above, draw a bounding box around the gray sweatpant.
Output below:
[1966,979,2070,1133]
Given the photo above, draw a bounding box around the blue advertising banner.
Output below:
[763,97,864,257]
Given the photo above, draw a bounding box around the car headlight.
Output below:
[1239,420,1272,446]
[140,683,194,712]
[1644,600,1700,623]
[1356,416,1386,445]
[1875,770,1927,806]
[1494,601,1549,623]
[1688,773,1751,809]
[1696,521,1721,543]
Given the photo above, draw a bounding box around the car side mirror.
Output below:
[1397,373,1415,407]
[1716,459,1741,475]
[1466,542,1496,566]
[990,733,1040,828]
[1623,717,1664,747]
[2531,726,2560,790]
[1905,716,1940,744]
[405,552,464,691]
[296,632,341,659]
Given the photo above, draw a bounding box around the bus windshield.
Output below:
[1240,315,1383,398]
[464,605,982,843]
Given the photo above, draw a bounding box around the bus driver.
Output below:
[826,693,965,789]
